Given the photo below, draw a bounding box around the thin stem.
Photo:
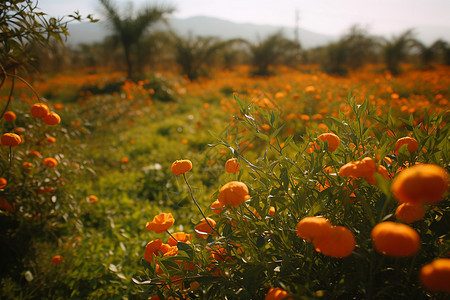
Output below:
[0,63,7,90]
[242,203,258,220]
[377,194,392,222]
[305,243,313,290]
[9,73,42,100]
[182,173,219,236]
[366,250,376,300]
[166,230,177,242]
[0,71,42,104]
[0,70,16,119]
[9,146,13,167]
[236,205,258,248]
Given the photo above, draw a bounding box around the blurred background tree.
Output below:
[8,1,448,80]
[247,32,301,76]
[98,0,174,78]
[382,29,417,75]
[0,0,97,113]
[415,39,449,69]
[172,34,246,80]
[317,25,379,75]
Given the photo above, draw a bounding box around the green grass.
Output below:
[1,67,449,299]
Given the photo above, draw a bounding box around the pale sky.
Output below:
[37,0,450,36]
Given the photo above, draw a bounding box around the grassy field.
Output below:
[1,64,449,299]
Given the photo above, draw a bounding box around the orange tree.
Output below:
[98,0,174,78]
[133,94,449,299]
[0,0,97,295]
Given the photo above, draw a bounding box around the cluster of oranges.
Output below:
[1,102,62,213]
[30,103,61,125]
[296,216,355,258]
[1,102,60,146]
[142,126,449,299]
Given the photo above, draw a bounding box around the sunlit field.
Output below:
[1,63,449,299]
[1,1,450,299]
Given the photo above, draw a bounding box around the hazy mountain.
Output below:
[66,16,337,48]
[165,16,338,48]
[65,16,450,49]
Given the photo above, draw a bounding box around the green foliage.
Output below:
[1,15,449,297]
[98,0,174,78]
[0,0,97,74]
[414,39,450,69]
[172,34,245,81]
[383,29,417,75]
[248,32,301,76]
[0,0,97,120]
[0,102,92,293]
[317,25,379,75]
[135,94,449,299]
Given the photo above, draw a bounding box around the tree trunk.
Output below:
[124,45,133,78]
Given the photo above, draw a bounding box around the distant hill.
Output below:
[66,16,450,49]
[165,16,338,49]
[66,16,337,48]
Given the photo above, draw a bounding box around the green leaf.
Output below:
[398,117,412,127]
[374,173,390,197]
[328,116,348,131]
[358,99,368,117]
[388,107,394,127]
[423,108,429,127]
[269,123,285,140]
[273,110,280,128]
[234,93,244,112]
[283,134,294,149]
[141,258,154,274]
[223,222,233,236]
[409,113,414,125]
[177,241,194,260]
[160,259,180,271]
[256,235,265,248]
[255,132,269,142]
[396,143,410,162]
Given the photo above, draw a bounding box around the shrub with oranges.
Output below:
[134,95,449,299]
